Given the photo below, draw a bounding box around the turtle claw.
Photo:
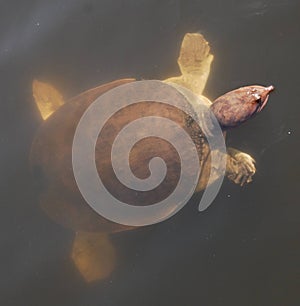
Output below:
[226,151,256,186]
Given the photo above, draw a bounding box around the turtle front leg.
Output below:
[226,148,256,186]
[164,33,214,96]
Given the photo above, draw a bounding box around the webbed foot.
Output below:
[71,232,116,282]
[164,33,214,96]
[226,148,256,186]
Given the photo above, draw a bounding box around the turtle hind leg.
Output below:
[32,80,65,120]
[226,148,256,186]
[71,232,116,282]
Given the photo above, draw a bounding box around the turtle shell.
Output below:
[30,78,213,233]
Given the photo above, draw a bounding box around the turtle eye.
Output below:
[256,97,262,105]
[252,93,262,104]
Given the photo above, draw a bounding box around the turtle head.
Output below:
[210,85,274,129]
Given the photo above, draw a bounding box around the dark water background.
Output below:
[1,0,299,305]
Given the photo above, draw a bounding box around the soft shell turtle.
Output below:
[30,33,274,282]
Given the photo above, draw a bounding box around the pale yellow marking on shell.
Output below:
[32,79,65,120]
[164,32,214,96]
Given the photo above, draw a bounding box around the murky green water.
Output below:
[1,1,299,305]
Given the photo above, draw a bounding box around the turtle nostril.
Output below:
[266,85,275,92]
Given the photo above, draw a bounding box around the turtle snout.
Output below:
[258,85,275,111]
[266,85,275,93]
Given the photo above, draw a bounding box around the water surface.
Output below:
[1,1,299,305]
